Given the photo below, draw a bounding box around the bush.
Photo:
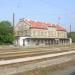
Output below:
[0,21,15,44]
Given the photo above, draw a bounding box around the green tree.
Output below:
[68,32,75,43]
[0,21,15,44]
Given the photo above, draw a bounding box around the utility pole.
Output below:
[12,12,15,45]
[58,17,61,25]
[70,24,71,38]
[13,12,15,28]
[57,17,61,42]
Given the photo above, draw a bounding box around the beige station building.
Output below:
[15,19,72,46]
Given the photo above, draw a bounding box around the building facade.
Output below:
[15,19,72,46]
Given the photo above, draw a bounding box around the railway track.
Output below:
[0,46,75,75]
[0,49,75,65]
[0,47,75,60]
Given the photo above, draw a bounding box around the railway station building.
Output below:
[15,19,72,46]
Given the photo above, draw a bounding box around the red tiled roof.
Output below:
[25,19,66,31]
[26,20,47,29]
[55,25,66,31]
[46,23,52,27]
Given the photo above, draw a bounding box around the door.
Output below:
[23,39,25,46]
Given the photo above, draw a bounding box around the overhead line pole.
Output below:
[70,24,71,38]
[13,13,15,28]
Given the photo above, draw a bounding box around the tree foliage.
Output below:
[0,21,15,44]
[68,32,75,43]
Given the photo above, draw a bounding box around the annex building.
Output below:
[15,19,72,46]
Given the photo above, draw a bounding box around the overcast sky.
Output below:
[0,0,75,31]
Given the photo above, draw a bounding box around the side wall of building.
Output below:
[30,28,67,39]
